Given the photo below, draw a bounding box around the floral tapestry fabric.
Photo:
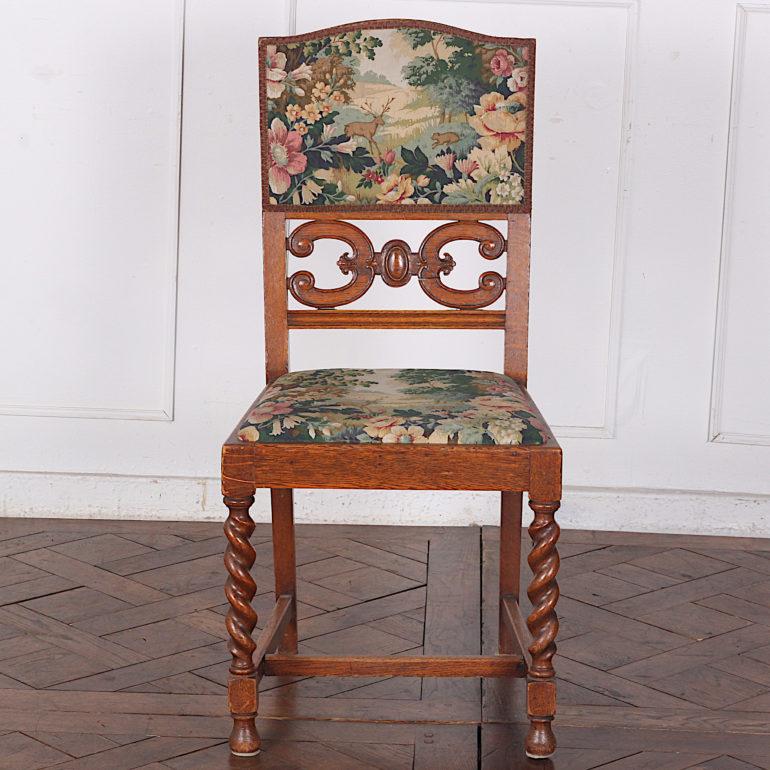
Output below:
[260,23,533,209]
[237,368,546,445]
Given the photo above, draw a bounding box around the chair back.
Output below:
[258,20,535,385]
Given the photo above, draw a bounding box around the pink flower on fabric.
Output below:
[489,49,515,78]
[382,149,396,165]
[265,45,288,99]
[455,157,479,176]
[248,400,293,424]
[507,67,528,92]
[435,152,456,173]
[333,139,358,155]
[267,118,307,194]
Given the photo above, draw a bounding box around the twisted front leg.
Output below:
[525,499,560,759]
[224,495,260,756]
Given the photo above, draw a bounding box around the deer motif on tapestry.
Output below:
[343,96,395,158]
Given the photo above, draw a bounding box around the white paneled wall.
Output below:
[1,1,184,420]
[1,0,768,535]
[709,5,770,446]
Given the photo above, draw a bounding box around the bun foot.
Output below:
[525,717,556,759]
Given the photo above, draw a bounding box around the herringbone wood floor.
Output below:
[0,517,769,769]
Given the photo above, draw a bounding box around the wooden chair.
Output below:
[222,19,561,761]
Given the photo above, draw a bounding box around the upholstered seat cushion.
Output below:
[237,368,546,445]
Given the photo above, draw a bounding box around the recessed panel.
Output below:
[0,1,183,417]
[712,7,770,443]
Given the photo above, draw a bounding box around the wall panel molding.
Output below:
[0,0,185,422]
[709,2,770,446]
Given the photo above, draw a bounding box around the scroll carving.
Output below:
[287,221,375,309]
[418,221,506,309]
[285,220,505,309]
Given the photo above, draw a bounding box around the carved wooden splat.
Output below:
[418,221,506,309]
[287,221,375,309]
[378,240,412,287]
[286,220,506,309]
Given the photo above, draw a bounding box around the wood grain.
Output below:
[499,490,523,654]
[264,654,525,678]
[262,210,288,383]
[270,488,298,653]
[504,213,531,384]
[224,442,535,491]
[287,308,507,329]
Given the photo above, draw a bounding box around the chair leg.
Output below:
[271,489,298,653]
[224,494,260,756]
[499,491,523,654]
[525,498,560,759]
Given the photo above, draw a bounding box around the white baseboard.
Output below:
[1,471,769,538]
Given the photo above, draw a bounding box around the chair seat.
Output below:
[236,368,547,446]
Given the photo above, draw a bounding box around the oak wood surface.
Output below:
[262,211,289,383]
[287,308,507,329]
[269,489,297,653]
[223,442,539,492]
[263,655,526,678]
[499,491,524,654]
[504,213,531,384]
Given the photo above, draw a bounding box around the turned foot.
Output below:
[229,714,261,756]
[525,717,556,758]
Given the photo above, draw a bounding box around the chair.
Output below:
[222,19,561,761]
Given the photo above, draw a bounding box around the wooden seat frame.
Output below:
[222,20,560,762]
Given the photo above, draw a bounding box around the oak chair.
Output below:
[222,19,561,761]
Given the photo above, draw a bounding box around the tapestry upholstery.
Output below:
[237,368,546,445]
[260,21,533,211]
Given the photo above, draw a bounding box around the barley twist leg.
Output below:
[525,499,560,759]
[224,495,260,756]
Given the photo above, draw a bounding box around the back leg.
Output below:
[271,489,298,652]
[499,491,523,654]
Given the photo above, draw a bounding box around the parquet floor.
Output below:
[0,517,769,769]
